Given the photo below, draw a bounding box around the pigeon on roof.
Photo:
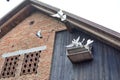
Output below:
[51,10,67,21]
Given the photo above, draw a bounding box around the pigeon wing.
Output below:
[58,10,64,16]
[61,15,66,21]
[51,13,60,18]
[76,36,80,42]
[81,38,85,43]
[66,43,74,48]
[85,39,94,46]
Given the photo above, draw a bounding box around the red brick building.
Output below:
[0,0,120,80]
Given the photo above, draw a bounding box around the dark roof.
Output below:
[0,0,120,50]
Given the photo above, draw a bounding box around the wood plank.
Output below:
[50,29,120,80]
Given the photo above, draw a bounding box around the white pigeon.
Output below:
[72,36,80,47]
[66,36,81,48]
[36,30,42,38]
[78,38,85,47]
[51,10,67,21]
[84,39,94,50]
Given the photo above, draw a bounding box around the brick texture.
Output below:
[0,12,66,80]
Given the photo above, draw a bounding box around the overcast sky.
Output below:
[0,0,120,33]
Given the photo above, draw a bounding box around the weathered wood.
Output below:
[67,47,93,63]
[63,21,73,32]
[50,29,120,80]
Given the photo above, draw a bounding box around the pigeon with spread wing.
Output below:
[51,10,67,21]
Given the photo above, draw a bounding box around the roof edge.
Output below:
[0,0,30,26]
[0,0,120,50]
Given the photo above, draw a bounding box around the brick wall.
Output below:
[0,12,66,80]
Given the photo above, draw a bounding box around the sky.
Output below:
[0,0,120,33]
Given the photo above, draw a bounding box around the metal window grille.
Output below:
[0,55,19,78]
[20,51,41,75]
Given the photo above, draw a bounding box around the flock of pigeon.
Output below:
[52,10,94,50]
[66,36,94,50]
[3,3,92,49]
[36,10,94,50]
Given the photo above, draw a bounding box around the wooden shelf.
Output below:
[66,47,93,63]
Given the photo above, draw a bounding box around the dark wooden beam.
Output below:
[0,5,35,38]
[63,21,73,33]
